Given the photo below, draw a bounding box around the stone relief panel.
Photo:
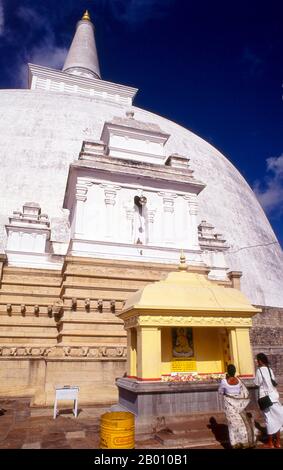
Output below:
[0,345,127,359]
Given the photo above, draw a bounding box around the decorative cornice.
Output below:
[69,155,205,194]
[101,119,170,144]
[28,64,138,105]
[123,314,252,328]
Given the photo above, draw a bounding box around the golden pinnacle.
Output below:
[82,10,91,21]
[179,249,188,271]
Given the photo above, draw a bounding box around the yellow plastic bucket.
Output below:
[100,411,135,449]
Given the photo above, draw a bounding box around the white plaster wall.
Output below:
[0,89,282,307]
[109,134,164,159]
[6,230,47,253]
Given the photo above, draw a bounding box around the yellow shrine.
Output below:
[118,255,261,381]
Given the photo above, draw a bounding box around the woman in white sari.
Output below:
[218,364,255,448]
[255,353,283,448]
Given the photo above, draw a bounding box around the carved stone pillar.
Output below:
[147,206,156,244]
[101,185,121,240]
[75,179,92,238]
[184,194,200,250]
[189,195,200,249]
[159,192,177,244]
[31,232,37,252]
[124,203,135,243]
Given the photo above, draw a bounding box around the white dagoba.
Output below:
[0,12,283,308]
[62,10,101,79]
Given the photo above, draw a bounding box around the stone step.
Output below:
[172,411,225,421]
[160,412,263,430]
[155,430,217,447]
[168,419,222,433]
[153,411,226,427]
[136,438,225,450]
[137,410,268,449]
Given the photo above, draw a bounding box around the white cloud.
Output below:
[30,43,67,70]
[17,6,44,24]
[266,154,283,177]
[253,154,283,214]
[0,0,4,36]
[19,41,67,87]
[14,6,67,87]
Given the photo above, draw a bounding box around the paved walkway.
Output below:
[0,398,281,449]
[0,399,106,449]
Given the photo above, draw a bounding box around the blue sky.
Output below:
[0,0,282,247]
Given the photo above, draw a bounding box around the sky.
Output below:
[0,0,282,247]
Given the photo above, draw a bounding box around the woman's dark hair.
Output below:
[256,353,269,366]
[227,364,236,377]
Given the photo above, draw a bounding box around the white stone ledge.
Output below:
[69,239,204,266]
[5,251,64,270]
[28,64,138,105]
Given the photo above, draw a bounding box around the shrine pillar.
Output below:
[127,327,137,377]
[228,327,254,376]
[137,326,161,380]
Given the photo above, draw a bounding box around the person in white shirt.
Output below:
[218,364,254,448]
[254,353,283,448]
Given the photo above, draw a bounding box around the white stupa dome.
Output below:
[0,12,282,308]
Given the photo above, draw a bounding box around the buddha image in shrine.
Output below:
[172,327,194,357]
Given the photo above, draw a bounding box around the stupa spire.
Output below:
[62,10,101,80]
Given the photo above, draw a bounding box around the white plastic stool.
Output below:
[53,386,79,419]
